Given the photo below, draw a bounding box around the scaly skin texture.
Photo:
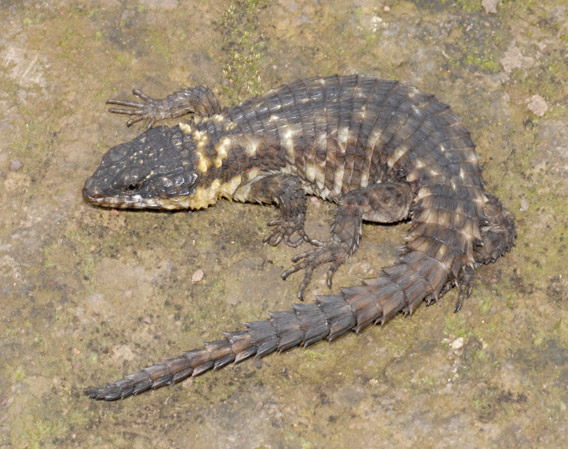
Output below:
[83,75,516,400]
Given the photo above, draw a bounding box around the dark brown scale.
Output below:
[347,80,377,186]
[292,81,318,177]
[322,77,342,191]
[83,75,516,400]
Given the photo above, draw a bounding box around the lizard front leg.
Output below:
[239,173,322,248]
[107,86,222,129]
[282,182,413,299]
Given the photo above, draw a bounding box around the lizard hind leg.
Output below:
[452,193,516,313]
[282,181,414,300]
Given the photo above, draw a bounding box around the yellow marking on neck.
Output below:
[196,152,211,173]
[153,196,192,210]
[179,122,194,134]
[189,179,220,208]
[214,136,232,168]
[188,175,243,209]
[193,129,208,143]
[194,130,211,173]
[179,121,211,173]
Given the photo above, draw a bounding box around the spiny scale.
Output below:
[83,75,515,400]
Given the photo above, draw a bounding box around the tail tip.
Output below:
[84,384,130,401]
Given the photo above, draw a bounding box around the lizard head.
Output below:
[83,126,199,210]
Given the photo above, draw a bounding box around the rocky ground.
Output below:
[0,1,566,448]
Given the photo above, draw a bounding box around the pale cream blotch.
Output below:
[188,175,243,209]
[277,122,302,164]
[332,165,345,195]
[361,126,383,187]
[337,126,349,152]
[406,159,426,182]
[311,132,328,190]
[304,162,316,183]
[387,145,409,169]
[194,129,211,173]
[225,121,238,131]
[214,136,233,168]
[244,136,261,157]
[179,122,211,173]
[232,168,263,202]
[179,122,194,135]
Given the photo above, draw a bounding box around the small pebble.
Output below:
[482,0,498,14]
[9,159,23,171]
[527,95,548,117]
[191,268,204,283]
[450,337,464,350]
[520,198,529,212]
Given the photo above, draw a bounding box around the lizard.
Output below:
[83,74,516,400]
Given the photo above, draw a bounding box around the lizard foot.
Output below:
[455,265,475,313]
[107,89,171,129]
[281,242,349,300]
[263,218,323,248]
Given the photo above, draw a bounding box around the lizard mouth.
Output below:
[82,187,103,201]
[82,186,157,209]
[83,184,194,210]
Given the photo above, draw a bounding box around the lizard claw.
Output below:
[107,89,167,130]
[455,266,475,313]
[281,243,348,300]
[263,219,323,249]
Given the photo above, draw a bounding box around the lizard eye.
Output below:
[113,166,151,192]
